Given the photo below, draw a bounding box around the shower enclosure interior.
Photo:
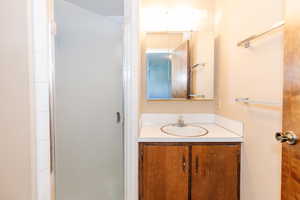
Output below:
[52,0,124,199]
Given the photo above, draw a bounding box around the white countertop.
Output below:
[138,123,243,143]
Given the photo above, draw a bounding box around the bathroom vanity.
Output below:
[138,114,243,200]
[139,142,240,200]
[138,0,243,197]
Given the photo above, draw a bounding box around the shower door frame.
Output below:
[47,0,140,200]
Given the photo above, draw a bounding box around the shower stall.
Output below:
[51,0,124,199]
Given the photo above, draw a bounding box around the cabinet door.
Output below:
[191,145,240,200]
[140,144,189,200]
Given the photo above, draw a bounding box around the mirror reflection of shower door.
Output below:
[147,53,172,99]
[54,1,123,200]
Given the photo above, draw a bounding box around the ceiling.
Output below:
[65,0,124,16]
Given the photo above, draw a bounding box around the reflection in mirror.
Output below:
[142,0,215,101]
[147,51,172,99]
[171,41,189,98]
[146,33,189,99]
[189,31,215,100]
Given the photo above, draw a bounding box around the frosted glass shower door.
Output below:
[54,1,123,200]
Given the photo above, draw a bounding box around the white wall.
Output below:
[215,0,283,199]
[0,0,36,200]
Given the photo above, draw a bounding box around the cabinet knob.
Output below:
[195,156,199,174]
[182,155,186,172]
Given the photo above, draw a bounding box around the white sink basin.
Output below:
[160,124,208,137]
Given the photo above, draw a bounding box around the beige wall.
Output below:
[215,0,283,200]
[0,1,35,200]
[141,99,215,113]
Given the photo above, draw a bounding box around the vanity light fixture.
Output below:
[141,7,208,32]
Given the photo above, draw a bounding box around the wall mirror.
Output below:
[141,0,215,100]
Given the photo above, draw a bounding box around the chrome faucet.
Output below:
[176,116,186,127]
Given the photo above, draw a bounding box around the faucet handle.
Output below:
[178,115,184,122]
[177,115,185,127]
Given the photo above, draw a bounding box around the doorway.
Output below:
[52,0,124,199]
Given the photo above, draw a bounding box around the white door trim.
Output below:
[123,0,140,199]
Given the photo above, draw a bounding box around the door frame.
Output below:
[123,0,140,200]
[45,0,141,200]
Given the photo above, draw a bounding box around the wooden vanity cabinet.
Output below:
[139,145,189,200]
[139,143,241,200]
[191,144,240,200]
